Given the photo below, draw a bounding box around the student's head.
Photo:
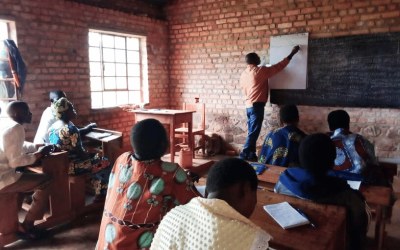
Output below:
[206,158,258,218]
[299,133,336,176]
[130,119,168,161]
[49,90,66,104]
[245,53,261,66]
[52,97,77,122]
[6,101,32,124]
[279,104,299,126]
[327,110,350,131]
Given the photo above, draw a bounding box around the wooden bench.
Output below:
[256,163,393,250]
[26,151,74,229]
[0,193,19,249]
[1,151,71,248]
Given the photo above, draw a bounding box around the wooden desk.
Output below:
[26,151,73,229]
[131,110,195,163]
[83,128,123,164]
[250,190,346,250]
[256,164,393,250]
[257,164,392,206]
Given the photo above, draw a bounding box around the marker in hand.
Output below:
[297,208,316,228]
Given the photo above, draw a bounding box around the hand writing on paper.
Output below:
[292,45,300,54]
[287,45,300,60]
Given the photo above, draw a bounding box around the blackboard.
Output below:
[270,32,400,108]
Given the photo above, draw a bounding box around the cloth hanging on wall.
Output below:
[4,39,27,94]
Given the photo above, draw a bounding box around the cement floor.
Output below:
[6,158,400,250]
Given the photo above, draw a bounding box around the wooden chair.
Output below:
[175,103,205,158]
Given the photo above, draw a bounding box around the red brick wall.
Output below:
[166,0,400,158]
[0,0,170,147]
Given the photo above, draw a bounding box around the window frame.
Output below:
[0,18,17,118]
[88,29,147,109]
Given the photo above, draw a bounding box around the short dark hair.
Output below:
[279,104,299,124]
[245,53,261,65]
[130,119,168,161]
[327,110,350,131]
[206,158,258,193]
[49,90,66,103]
[299,133,336,176]
[6,101,29,116]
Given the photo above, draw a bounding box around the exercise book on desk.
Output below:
[86,132,113,139]
[263,202,310,229]
[347,180,361,190]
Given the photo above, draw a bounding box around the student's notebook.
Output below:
[347,180,361,190]
[250,163,267,175]
[86,132,112,139]
[263,202,310,229]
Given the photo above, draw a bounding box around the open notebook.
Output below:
[263,202,310,229]
[85,132,112,139]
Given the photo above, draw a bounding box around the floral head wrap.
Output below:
[53,97,72,119]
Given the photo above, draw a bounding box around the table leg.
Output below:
[170,123,175,163]
[377,221,385,250]
[374,205,384,250]
[188,121,193,158]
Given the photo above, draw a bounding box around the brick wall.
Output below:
[0,0,170,147]
[166,0,400,158]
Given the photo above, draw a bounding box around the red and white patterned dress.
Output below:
[96,152,201,250]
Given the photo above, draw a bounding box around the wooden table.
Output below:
[250,190,347,250]
[256,163,393,250]
[131,109,195,163]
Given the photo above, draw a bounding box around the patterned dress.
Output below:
[48,123,111,195]
[329,128,377,174]
[96,153,201,250]
[259,125,306,167]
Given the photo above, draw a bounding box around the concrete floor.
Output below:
[6,159,400,250]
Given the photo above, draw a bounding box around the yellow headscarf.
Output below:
[53,97,71,119]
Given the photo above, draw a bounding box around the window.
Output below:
[0,19,17,118]
[88,30,148,108]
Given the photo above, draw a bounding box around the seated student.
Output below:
[96,119,201,250]
[259,104,306,167]
[0,101,54,238]
[47,97,111,197]
[151,158,271,250]
[327,110,378,181]
[34,90,96,144]
[275,133,370,250]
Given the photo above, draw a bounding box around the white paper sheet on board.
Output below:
[269,33,308,89]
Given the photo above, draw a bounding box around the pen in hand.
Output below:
[296,208,317,228]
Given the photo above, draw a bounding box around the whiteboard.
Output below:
[269,33,308,89]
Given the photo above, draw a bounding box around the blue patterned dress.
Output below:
[259,125,306,167]
[48,123,111,195]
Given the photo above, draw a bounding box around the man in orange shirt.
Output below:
[239,46,300,161]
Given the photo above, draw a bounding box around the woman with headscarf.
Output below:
[47,97,111,198]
